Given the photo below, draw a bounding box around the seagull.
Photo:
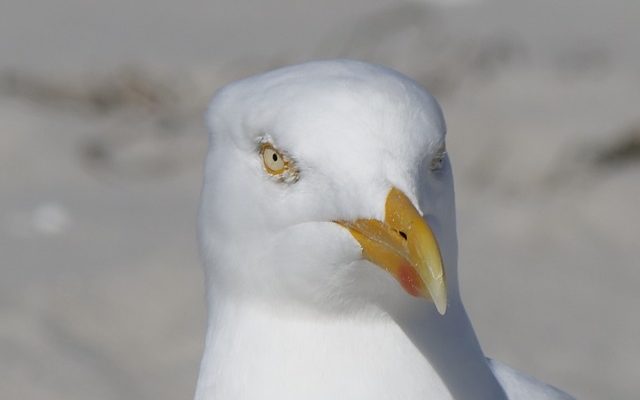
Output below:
[194,60,574,400]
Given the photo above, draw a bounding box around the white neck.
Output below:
[194,295,506,400]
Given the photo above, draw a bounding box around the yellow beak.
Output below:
[337,187,447,315]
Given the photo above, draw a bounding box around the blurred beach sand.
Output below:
[1,1,639,399]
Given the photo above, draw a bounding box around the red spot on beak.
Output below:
[398,263,422,297]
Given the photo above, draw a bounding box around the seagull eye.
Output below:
[430,143,447,171]
[261,144,286,174]
[259,142,299,182]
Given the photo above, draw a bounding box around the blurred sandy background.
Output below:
[1,1,639,399]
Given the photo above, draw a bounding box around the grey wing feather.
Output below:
[488,359,576,400]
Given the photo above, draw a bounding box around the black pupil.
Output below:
[399,231,408,240]
[272,153,278,162]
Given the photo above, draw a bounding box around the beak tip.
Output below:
[434,298,447,315]
[427,281,447,315]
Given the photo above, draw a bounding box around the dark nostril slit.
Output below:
[399,231,408,240]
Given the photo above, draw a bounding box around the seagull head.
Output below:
[199,60,457,317]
